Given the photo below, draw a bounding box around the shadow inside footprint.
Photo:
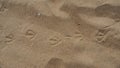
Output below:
[45,58,65,68]
[45,58,96,68]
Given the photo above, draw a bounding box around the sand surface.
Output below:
[0,0,120,68]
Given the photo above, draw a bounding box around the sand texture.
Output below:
[0,0,120,68]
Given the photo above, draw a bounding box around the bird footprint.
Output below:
[5,33,14,43]
[25,29,36,39]
[48,36,62,46]
[95,29,109,43]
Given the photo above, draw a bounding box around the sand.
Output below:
[0,0,120,68]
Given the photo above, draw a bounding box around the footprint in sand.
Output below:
[25,29,36,40]
[48,36,62,47]
[73,31,83,42]
[64,31,83,43]
[5,33,14,43]
[0,2,8,14]
[95,29,109,43]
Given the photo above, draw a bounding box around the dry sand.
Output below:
[0,0,120,68]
